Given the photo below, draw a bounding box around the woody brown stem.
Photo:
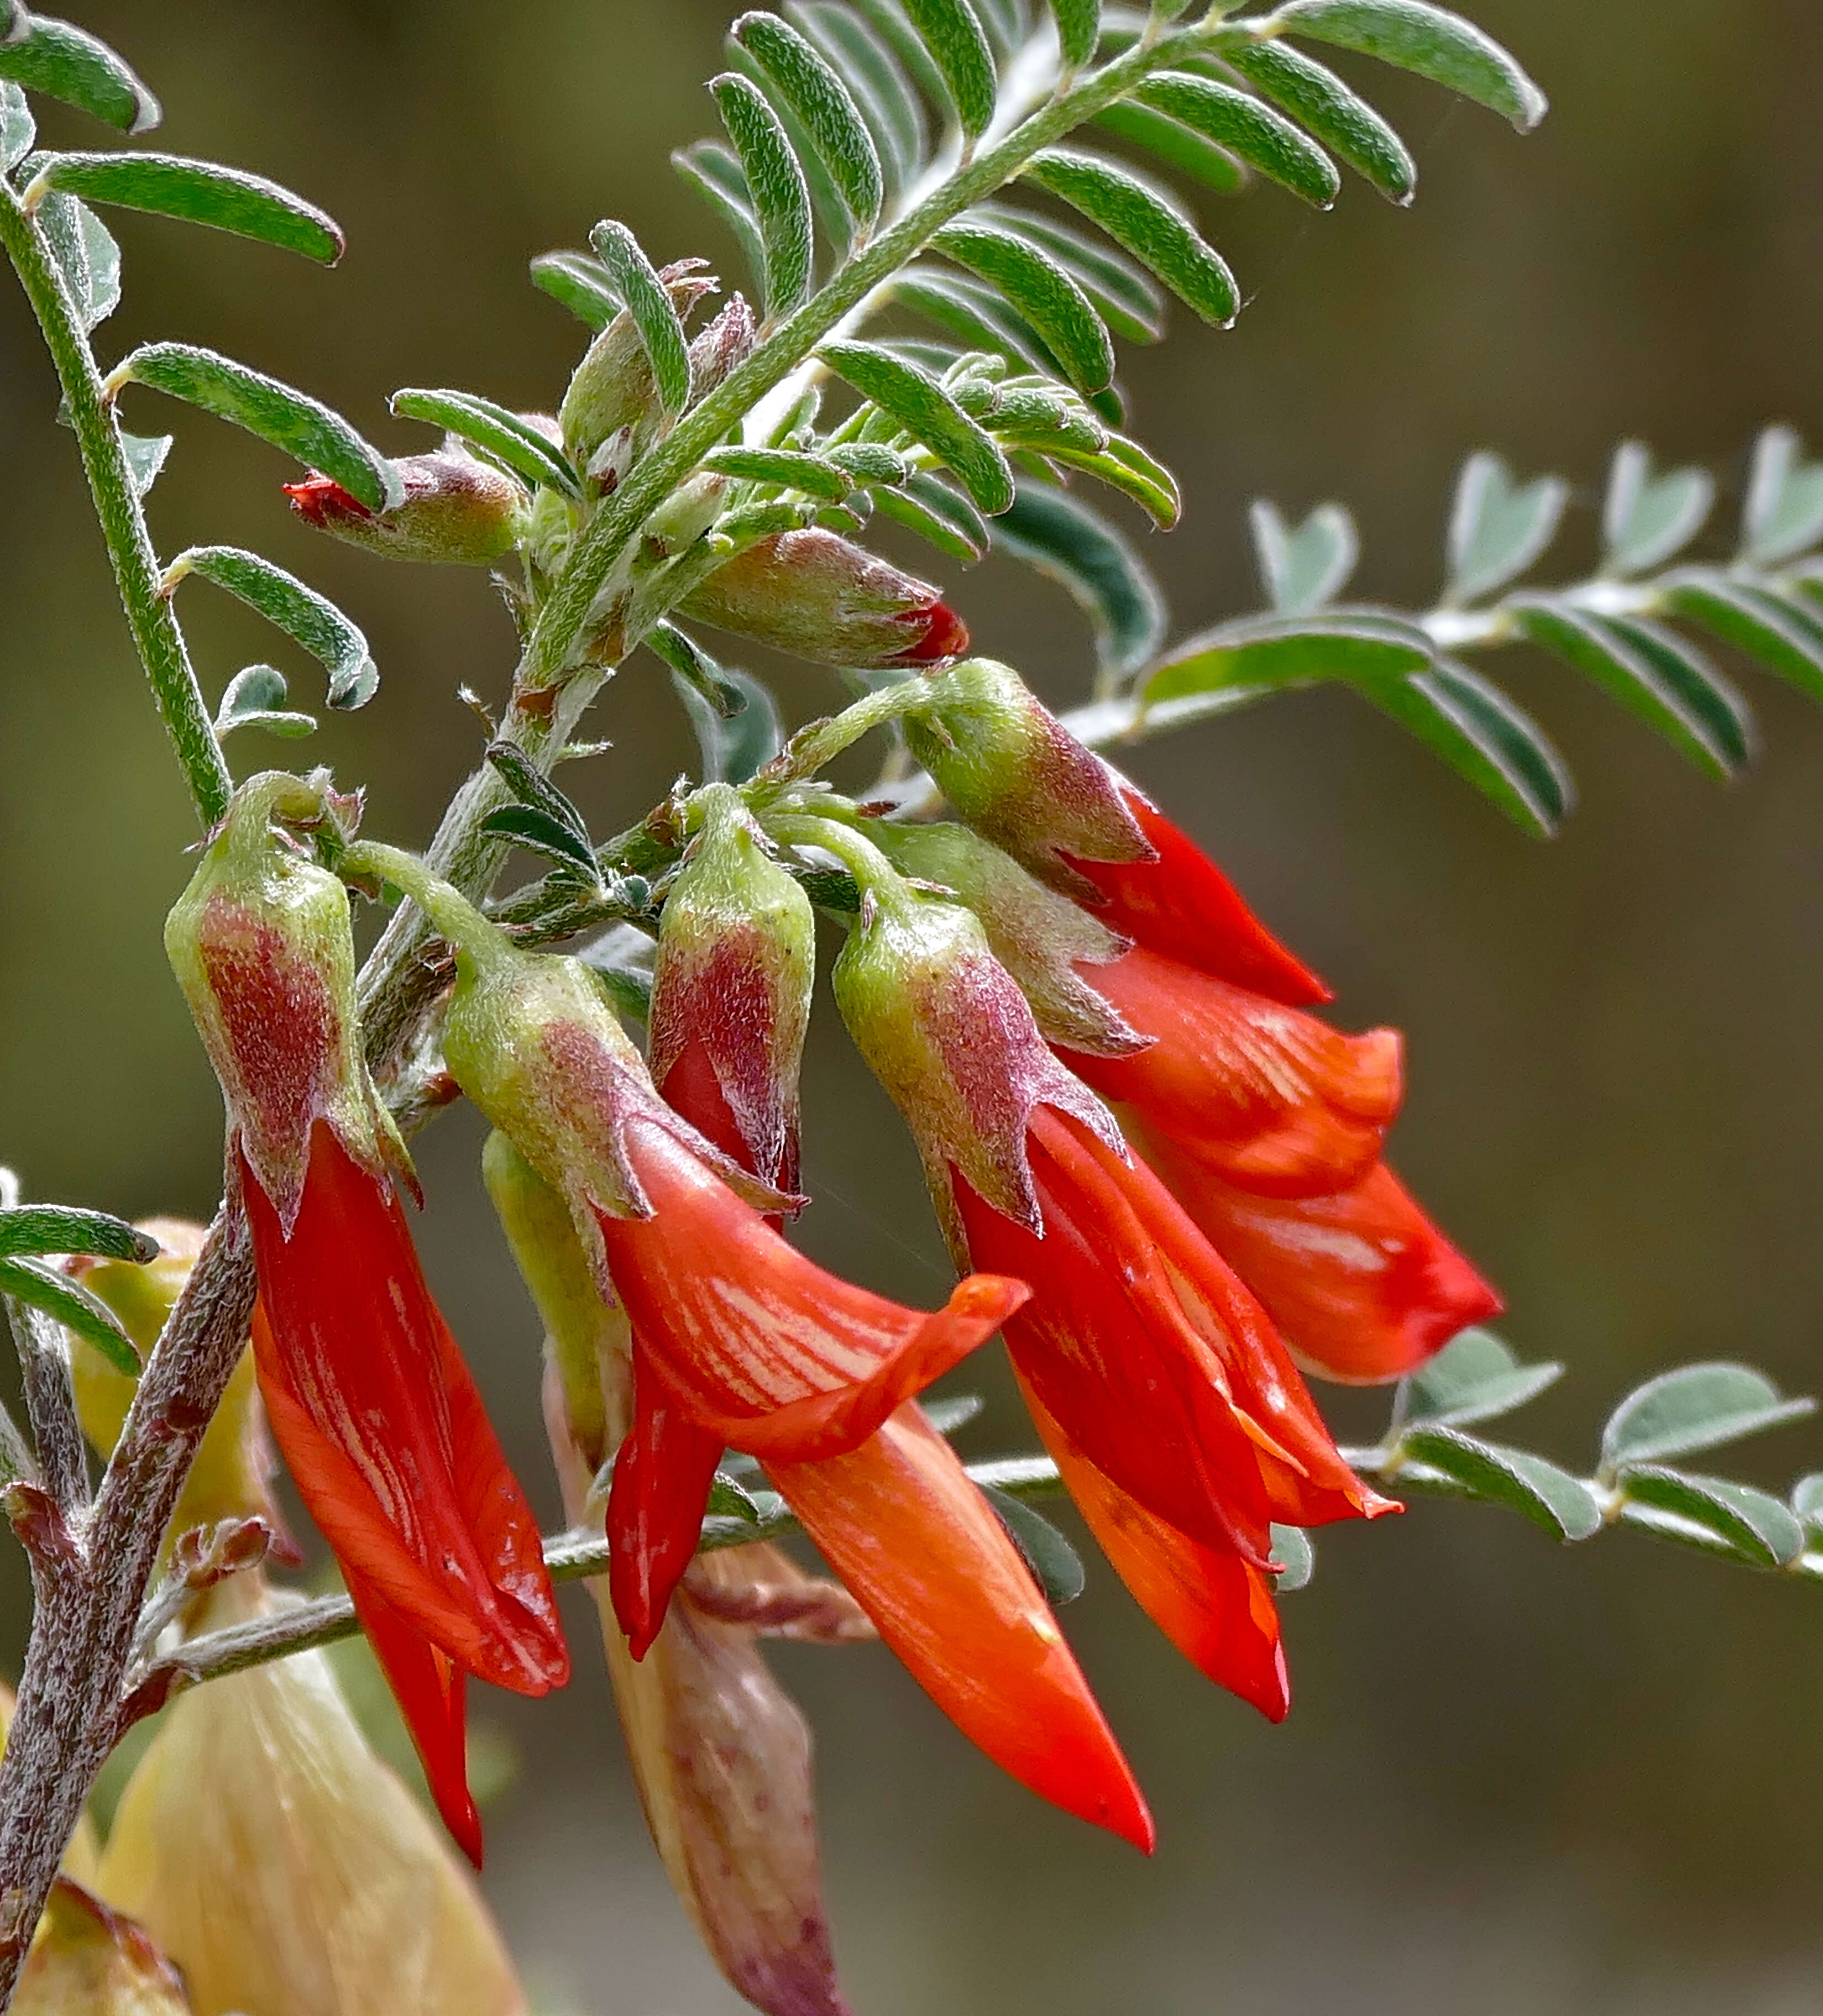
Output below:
[0,1194,254,2007]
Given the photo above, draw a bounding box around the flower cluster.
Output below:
[135,634,1494,2012]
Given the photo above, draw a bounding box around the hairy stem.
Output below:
[0,180,231,828]
[0,1198,254,2003]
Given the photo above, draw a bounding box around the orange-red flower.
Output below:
[165,778,568,1865]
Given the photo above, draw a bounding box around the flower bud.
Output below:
[829,869,1120,1256]
[285,450,527,566]
[559,260,724,477]
[96,1582,527,2016]
[900,659,1149,895]
[649,786,815,1190]
[164,773,403,1232]
[67,1218,295,1562]
[680,529,969,668]
[873,821,1145,1060]
[12,1881,191,2016]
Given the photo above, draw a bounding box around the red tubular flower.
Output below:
[165,776,567,1865]
[1067,946,1402,1195]
[641,1000,1151,1850]
[829,863,1391,1668]
[1121,1135,1502,1384]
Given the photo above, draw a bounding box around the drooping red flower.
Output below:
[165,778,569,1865]
[630,1026,1153,1849]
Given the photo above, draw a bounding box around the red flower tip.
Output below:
[282,474,370,527]
[894,600,971,665]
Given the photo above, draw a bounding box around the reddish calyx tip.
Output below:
[895,600,971,665]
[283,473,370,526]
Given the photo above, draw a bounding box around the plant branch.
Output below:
[0,179,231,828]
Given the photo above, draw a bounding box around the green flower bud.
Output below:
[901,659,1149,895]
[874,822,1145,1059]
[680,528,969,668]
[649,786,815,1190]
[285,450,527,566]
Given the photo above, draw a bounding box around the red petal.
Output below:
[594,1119,1026,1460]
[608,1347,725,1658]
[1066,789,1329,1005]
[245,1127,567,1693]
[1068,948,1402,1195]
[1020,1377,1290,1722]
[1135,1142,1504,1385]
[352,1587,483,1866]
[765,1406,1154,1851]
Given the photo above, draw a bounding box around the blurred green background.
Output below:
[7,2,1823,2010]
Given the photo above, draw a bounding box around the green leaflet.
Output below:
[1222,40,1415,204]
[392,386,578,499]
[1048,0,1100,70]
[1444,452,1567,602]
[0,1255,140,1377]
[36,188,118,332]
[1402,1329,1564,1430]
[1600,1362,1816,1476]
[1249,498,1359,613]
[165,545,379,709]
[1146,611,1431,702]
[673,141,768,285]
[214,665,317,742]
[530,249,619,330]
[981,1484,1086,1605]
[931,219,1113,393]
[1618,1469,1806,1570]
[1397,1425,1601,1542]
[711,72,814,317]
[898,0,998,140]
[1669,576,1823,705]
[788,1,925,193]
[588,219,694,417]
[1022,148,1237,327]
[1273,0,1547,132]
[1134,71,1339,207]
[1741,426,1823,568]
[30,151,343,263]
[114,342,399,512]
[820,338,1014,513]
[1601,440,1713,575]
[735,12,883,230]
[1092,99,1246,197]
[869,467,990,559]
[0,12,159,134]
[0,1206,158,1265]
[1511,598,1749,781]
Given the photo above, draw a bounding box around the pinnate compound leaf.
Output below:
[30,151,342,262]
[1511,598,1749,781]
[1135,72,1339,207]
[711,73,814,318]
[0,1206,157,1264]
[115,343,397,511]
[529,249,618,330]
[1600,1362,1815,1475]
[588,219,694,417]
[1403,1327,1563,1429]
[1250,498,1359,613]
[1741,426,1823,568]
[1667,576,1823,705]
[932,219,1113,394]
[1398,1424,1601,1541]
[167,546,378,710]
[1619,1468,1806,1569]
[1049,0,1101,70]
[0,80,33,171]
[996,481,1166,678]
[1601,440,1713,576]
[214,664,317,741]
[734,11,883,230]
[391,386,575,498]
[1223,41,1415,203]
[820,338,1013,513]
[1023,148,1237,327]
[1445,452,1567,603]
[0,13,158,134]
[1272,0,1547,132]
[899,0,997,140]
[0,1255,139,1377]
[1146,611,1431,703]
[977,203,1166,345]
[36,188,118,331]
[982,1484,1086,1604]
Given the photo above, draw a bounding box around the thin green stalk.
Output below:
[0,179,231,828]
